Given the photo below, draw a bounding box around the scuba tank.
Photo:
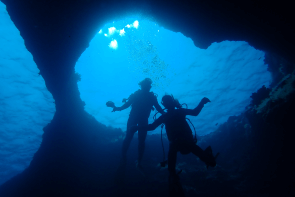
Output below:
[154,96,198,168]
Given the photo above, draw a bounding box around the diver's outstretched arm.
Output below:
[184,97,210,116]
[154,100,165,114]
[113,99,133,111]
[112,94,136,112]
[130,115,164,132]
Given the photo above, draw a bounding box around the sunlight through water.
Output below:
[75,17,271,136]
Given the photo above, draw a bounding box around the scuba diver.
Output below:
[106,78,165,179]
[130,95,219,196]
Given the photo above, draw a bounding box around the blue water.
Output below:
[75,17,271,136]
[0,2,55,185]
[0,2,272,187]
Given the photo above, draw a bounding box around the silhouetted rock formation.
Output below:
[0,0,294,196]
[250,85,271,106]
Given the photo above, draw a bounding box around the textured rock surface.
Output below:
[0,2,55,185]
[0,0,294,196]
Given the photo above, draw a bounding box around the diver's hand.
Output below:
[201,97,211,105]
[112,107,119,112]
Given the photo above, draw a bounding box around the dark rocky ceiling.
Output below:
[1,1,295,196]
[2,0,295,114]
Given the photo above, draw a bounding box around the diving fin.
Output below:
[204,146,220,169]
[160,160,168,167]
[206,152,220,169]
[204,146,212,154]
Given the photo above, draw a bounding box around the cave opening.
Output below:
[75,17,272,135]
[0,0,294,196]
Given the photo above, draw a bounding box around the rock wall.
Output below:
[0,0,294,196]
[0,2,55,185]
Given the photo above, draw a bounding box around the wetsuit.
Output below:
[145,105,208,175]
[117,90,164,162]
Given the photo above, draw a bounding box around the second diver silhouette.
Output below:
[106,78,165,183]
[130,95,219,197]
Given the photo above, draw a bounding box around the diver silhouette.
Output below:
[106,78,165,179]
[130,95,218,195]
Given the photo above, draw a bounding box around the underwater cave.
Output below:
[0,0,294,197]
[76,18,271,135]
